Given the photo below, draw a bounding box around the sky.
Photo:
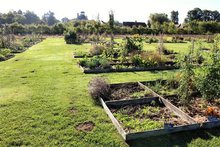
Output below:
[0,0,220,23]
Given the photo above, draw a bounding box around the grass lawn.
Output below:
[0,38,220,146]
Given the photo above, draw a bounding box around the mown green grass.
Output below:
[0,38,220,146]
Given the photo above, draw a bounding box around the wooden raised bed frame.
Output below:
[100,81,220,141]
[80,65,179,74]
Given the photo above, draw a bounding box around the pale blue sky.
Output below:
[0,0,219,23]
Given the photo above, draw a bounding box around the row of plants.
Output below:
[77,35,179,71]
[78,56,111,69]
[0,33,44,61]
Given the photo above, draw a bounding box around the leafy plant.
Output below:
[196,35,220,100]
[177,46,195,105]
[131,55,142,66]
[0,54,6,61]
[0,48,11,57]
[64,31,79,44]
[123,36,143,53]
[194,40,204,64]
[79,56,111,69]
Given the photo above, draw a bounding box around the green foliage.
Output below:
[171,11,179,24]
[146,37,159,44]
[196,35,220,100]
[0,48,11,57]
[186,8,220,22]
[123,35,143,53]
[79,56,111,69]
[113,106,163,132]
[64,31,79,44]
[177,47,195,105]
[131,55,143,66]
[42,11,59,26]
[52,23,65,35]
[0,53,6,61]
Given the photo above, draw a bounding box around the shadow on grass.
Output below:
[127,127,220,147]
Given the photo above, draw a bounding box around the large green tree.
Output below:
[171,11,179,24]
[24,10,40,24]
[42,11,59,26]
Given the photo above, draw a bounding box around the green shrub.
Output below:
[131,55,143,66]
[196,66,220,100]
[177,51,196,105]
[0,54,6,61]
[87,58,100,69]
[79,56,110,69]
[0,48,11,57]
[99,58,111,69]
[196,35,220,100]
[64,31,79,44]
[146,37,159,44]
[78,58,87,67]
[123,36,143,53]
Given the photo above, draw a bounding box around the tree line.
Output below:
[0,8,220,35]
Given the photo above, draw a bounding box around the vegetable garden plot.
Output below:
[100,81,201,141]
[110,98,189,133]
[79,64,178,74]
[140,82,220,129]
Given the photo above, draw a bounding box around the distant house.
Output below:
[123,21,147,27]
[76,11,88,20]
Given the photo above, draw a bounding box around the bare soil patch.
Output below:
[76,121,95,132]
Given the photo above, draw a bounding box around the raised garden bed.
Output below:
[139,82,220,128]
[80,65,179,74]
[99,80,220,140]
[110,98,189,133]
[99,81,202,140]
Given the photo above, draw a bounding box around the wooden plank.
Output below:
[81,66,179,74]
[105,97,159,108]
[138,82,196,124]
[110,80,166,88]
[99,98,126,140]
[126,123,200,141]
[201,121,220,129]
